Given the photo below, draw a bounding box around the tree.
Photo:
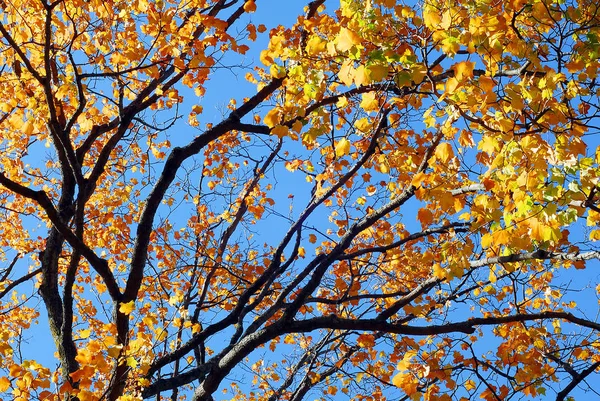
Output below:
[1,0,600,399]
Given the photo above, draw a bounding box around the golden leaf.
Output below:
[336,28,362,52]
[0,377,10,392]
[271,125,289,138]
[119,301,135,315]
[338,60,354,86]
[435,142,454,163]
[335,138,351,157]
[264,108,282,128]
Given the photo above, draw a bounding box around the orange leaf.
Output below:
[271,125,289,138]
[243,0,256,12]
[0,377,10,392]
[453,61,475,81]
[264,108,282,127]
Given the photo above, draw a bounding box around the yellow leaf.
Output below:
[478,136,498,154]
[542,225,561,242]
[335,138,351,157]
[269,64,286,79]
[338,60,354,87]
[433,263,446,279]
[119,301,135,315]
[79,329,91,339]
[410,64,428,84]
[306,36,326,56]
[590,229,600,241]
[423,8,441,29]
[480,233,493,248]
[353,65,369,87]
[440,10,452,29]
[435,142,453,163]
[396,350,418,371]
[491,229,511,246]
[445,77,460,95]
[359,92,379,112]
[126,356,138,368]
[22,121,34,136]
[77,390,95,401]
[336,28,362,52]
[260,49,274,66]
[354,117,371,132]
[528,218,545,241]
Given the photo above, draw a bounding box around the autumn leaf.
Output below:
[79,329,91,339]
[271,125,290,138]
[359,92,379,112]
[353,65,369,86]
[126,356,138,368]
[453,61,475,81]
[435,142,454,163]
[338,60,354,86]
[336,27,362,52]
[243,0,257,12]
[306,35,326,56]
[367,64,389,82]
[335,138,351,157]
[0,377,10,392]
[269,64,286,79]
[264,108,282,127]
[119,301,135,315]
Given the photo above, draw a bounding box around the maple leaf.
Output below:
[335,138,351,157]
[119,301,135,315]
[336,28,362,52]
[435,142,454,163]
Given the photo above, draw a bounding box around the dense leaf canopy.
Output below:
[1,0,600,400]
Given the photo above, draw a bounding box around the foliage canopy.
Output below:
[1,0,600,400]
